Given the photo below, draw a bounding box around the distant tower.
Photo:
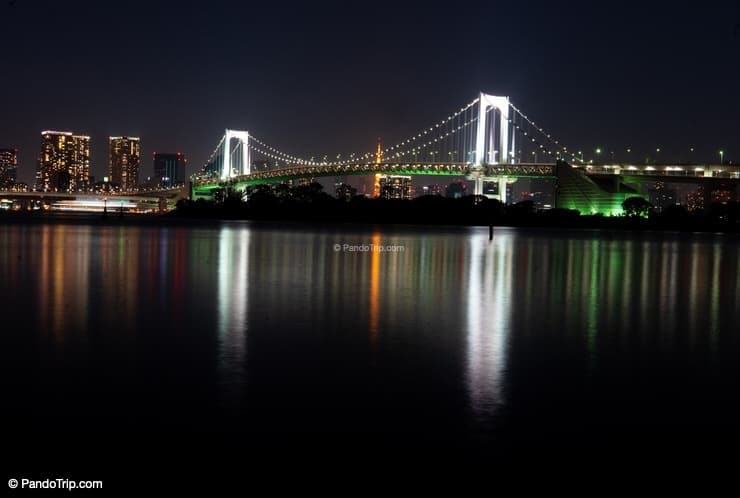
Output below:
[374,137,382,197]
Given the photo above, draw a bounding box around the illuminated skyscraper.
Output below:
[36,131,91,192]
[0,148,18,189]
[153,152,187,188]
[109,136,141,192]
[379,175,413,199]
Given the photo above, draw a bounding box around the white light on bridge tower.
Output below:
[475,92,510,165]
[221,129,251,180]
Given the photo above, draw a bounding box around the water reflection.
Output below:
[1,223,739,441]
[217,227,249,397]
[35,225,92,348]
[465,232,511,419]
[368,232,381,345]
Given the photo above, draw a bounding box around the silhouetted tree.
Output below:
[622,196,652,218]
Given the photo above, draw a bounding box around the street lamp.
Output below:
[595,148,602,163]
[719,150,724,165]
[531,151,537,163]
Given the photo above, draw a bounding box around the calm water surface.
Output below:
[2,222,740,470]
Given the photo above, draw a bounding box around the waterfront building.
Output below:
[109,136,141,192]
[36,131,91,192]
[0,148,18,189]
[379,175,413,200]
[153,152,186,188]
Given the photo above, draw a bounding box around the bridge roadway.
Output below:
[193,162,557,191]
[575,163,740,181]
[192,161,740,193]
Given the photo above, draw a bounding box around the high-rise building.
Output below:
[109,136,141,192]
[379,175,413,199]
[153,152,187,188]
[36,131,90,192]
[0,148,18,189]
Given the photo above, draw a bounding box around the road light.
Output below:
[531,151,537,163]
[719,150,724,165]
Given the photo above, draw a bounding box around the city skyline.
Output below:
[2,1,739,186]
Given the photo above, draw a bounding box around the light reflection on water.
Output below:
[0,222,739,444]
[217,228,249,403]
[465,233,511,419]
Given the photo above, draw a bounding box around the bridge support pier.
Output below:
[498,178,508,204]
[474,176,484,197]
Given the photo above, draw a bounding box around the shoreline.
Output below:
[1,209,739,235]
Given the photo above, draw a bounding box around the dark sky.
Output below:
[2,0,739,184]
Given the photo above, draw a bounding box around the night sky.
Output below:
[2,0,739,185]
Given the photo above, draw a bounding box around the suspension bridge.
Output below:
[191,92,740,215]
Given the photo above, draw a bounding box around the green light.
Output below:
[595,148,602,154]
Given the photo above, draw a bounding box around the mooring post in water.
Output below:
[489,224,493,241]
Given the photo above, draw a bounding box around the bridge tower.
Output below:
[472,93,512,198]
[221,129,251,180]
[475,92,511,166]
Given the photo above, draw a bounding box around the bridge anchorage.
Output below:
[191,92,740,215]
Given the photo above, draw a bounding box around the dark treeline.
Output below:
[173,182,740,232]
